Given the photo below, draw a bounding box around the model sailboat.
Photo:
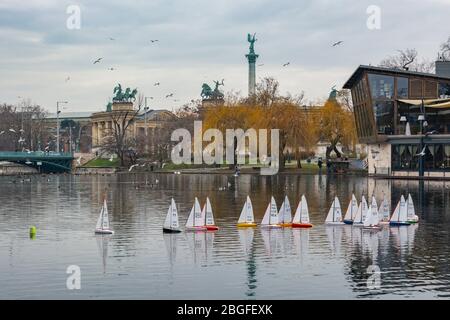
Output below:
[185,197,207,231]
[343,194,358,225]
[363,196,380,229]
[237,196,257,227]
[406,194,419,223]
[353,195,368,227]
[261,196,281,228]
[389,195,410,226]
[163,198,181,233]
[203,197,219,231]
[95,198,114,234]
[325,196,344,225]
[278,196,292,227]
[292,195,312,228]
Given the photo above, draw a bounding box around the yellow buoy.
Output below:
[29,226,36,239]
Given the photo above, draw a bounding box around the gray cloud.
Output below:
[0,0,449,111]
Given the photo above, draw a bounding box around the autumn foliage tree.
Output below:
[203,78,321,171]
[318,99,357,159]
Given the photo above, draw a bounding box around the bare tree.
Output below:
[99,95,143,167]
[0,101,49,151]
[379,48,434,73]
[440,36,450,60]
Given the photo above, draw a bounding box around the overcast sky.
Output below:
[1,0,449,112]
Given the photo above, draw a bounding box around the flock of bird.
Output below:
[60,37,345,104]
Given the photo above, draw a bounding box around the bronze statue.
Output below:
[113,83,138,102]
[247,33,257,54]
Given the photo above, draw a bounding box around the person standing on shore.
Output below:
[318,157,323,174]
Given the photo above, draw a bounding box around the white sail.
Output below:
[390,199,401,222]
[278,196,292,224]
[398,195,408,222]
[361,196,368,222]
[204,197,215,226]
[344,194,358,221]
[370,196,378,218]
[406,194,415,221]
[262,197,278,225]
[185,203,195,228]
[164,198,179,230]
[299,195,310,223]
[238,196,254,223]
[101,200,110,230]
[96,204,104,230]
[194,197,204,227]
[293,195,309,224]
[269,197,279,225]
[325,197,342,223]
[261,202,271,225]
[364,198,379,227]
[379,197,390,221]
[353,201,363,224]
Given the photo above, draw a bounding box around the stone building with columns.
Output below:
[91,101,176,153]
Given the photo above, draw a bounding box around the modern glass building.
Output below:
[343,64,450,178]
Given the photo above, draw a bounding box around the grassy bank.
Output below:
[82,158,120,168]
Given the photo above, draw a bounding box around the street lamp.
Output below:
[418,100,427,178]
[400,116,407,134]
[56,101,68,153]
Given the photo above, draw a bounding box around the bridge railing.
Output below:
[0,151,74,158]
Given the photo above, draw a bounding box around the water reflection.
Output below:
[1,173,450,299]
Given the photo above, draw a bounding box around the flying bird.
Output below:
[19,128,25,133]
[150,40,159,43]
[93,58,103,64]
[282,62,290,67]
[65,76,70,82]
[165,93,174,98]
[128,164,139,172]
[0,131,4,135]
[416,146,426,157]
[18,137,25,143]
[332,41,343,47]
[109,37,115,41]
[108,67,115,71]
[76,156,82,165]
[154,82,160,86]
[258,64,264,66]
[9,128,16,133]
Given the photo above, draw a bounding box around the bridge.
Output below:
[0,151,74,173]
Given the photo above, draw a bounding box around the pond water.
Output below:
[0,173,449,299]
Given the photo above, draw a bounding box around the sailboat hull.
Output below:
[343,219,353,225]
[389,221,410,226]
[279,223,292,227]
[185,226,208,232]
[95,229,114,235]
[325,222,345,225]
[163,228,182,233]
[237,222,257,228]
[261,224,282,229]
[206,225,219,231]
[292,223,313,228]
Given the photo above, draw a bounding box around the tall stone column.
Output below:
[245,33,259,97]
[246,52,258,96]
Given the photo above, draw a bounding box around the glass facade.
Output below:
[397,77,409,98]
[392,144,450,171]
[439,82,450,98]
[373,100,394,134]
[368,74,394,99]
